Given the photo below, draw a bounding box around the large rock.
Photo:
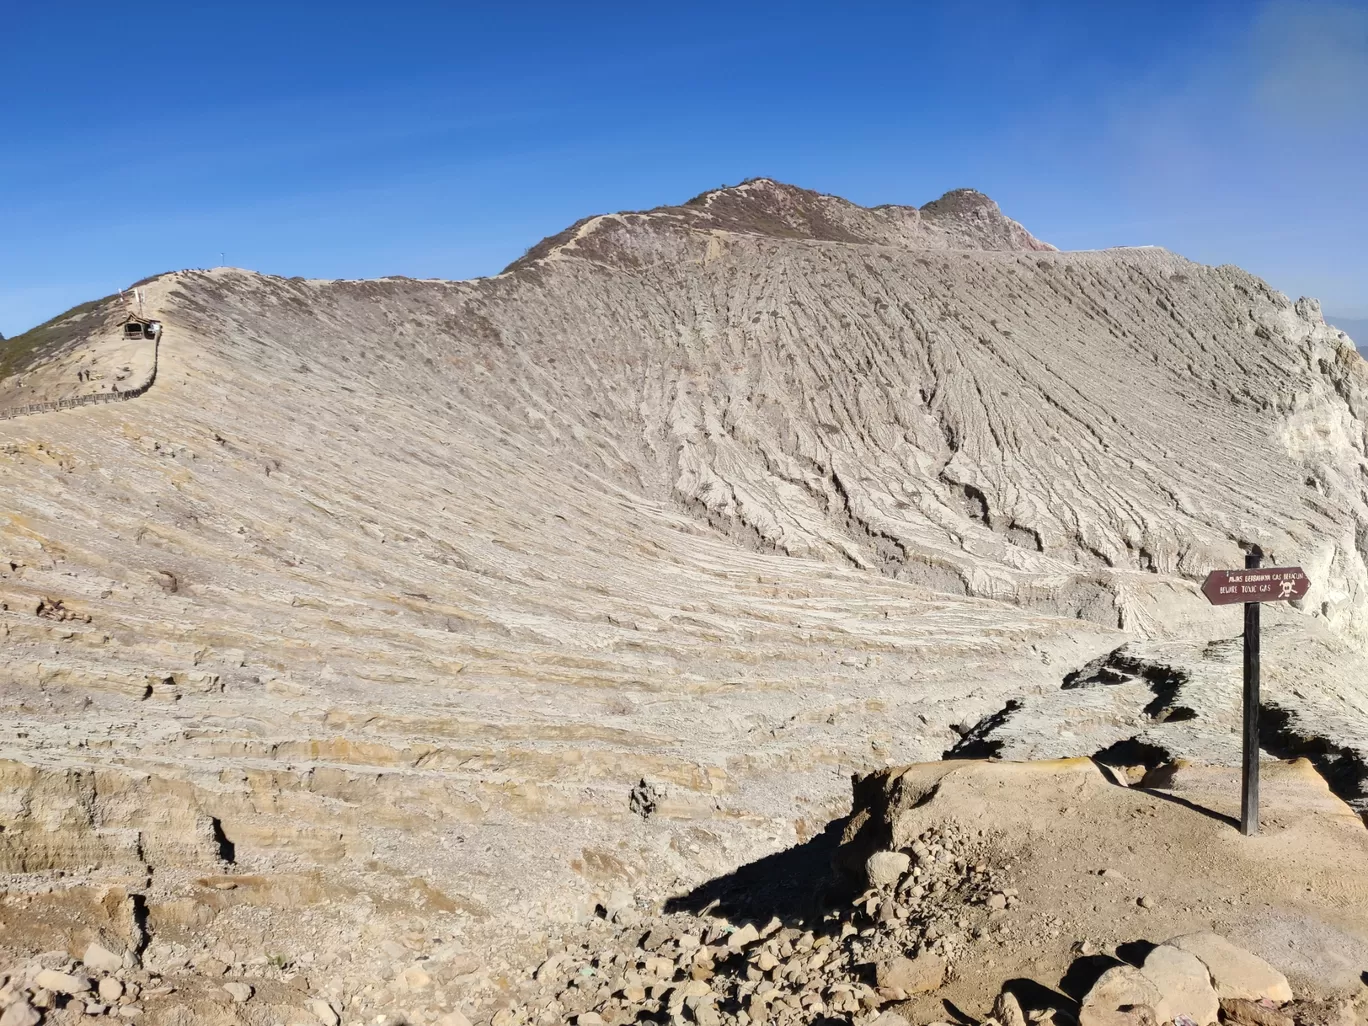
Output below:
[875,952,945,994]
[725,923,760,950]
[866,850,911,889]
[1139,944,1219,1024]
[1080,965,1163,1026]
[222,982,253,1004]
[994,990,1029,1026]
[0,1002,40,1026]
[33,968,92,996]
[82,941,124,974]
[1167,933,1293,1004]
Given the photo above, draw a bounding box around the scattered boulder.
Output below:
[640,926,671,951]
[397,965,432,990]
[643,954,674,978]
[99,977,124,1003]
[534,951,570,982]
[308,998,341,1026]
[994,989,1029,1026]
[875,951,945,994]
[866,850,911,889]
[0,1002,39,1026]
[1079,965,1163,1026]
[82,942,124,974]
[1167,933,1293,1004]
[725,923,759,949]
[223,982,253,1004]
[1139,944,1219,1024]
[33,969,91,996]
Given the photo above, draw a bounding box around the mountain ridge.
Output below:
[502,178,1056,276]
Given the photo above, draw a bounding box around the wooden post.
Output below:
[1241,548,1262,836]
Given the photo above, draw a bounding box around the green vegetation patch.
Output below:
[0,294,117,381]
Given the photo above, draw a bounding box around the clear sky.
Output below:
[4,0,1366,338]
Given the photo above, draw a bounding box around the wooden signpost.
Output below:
[1201,553,1310,836]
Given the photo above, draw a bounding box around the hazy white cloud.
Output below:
[1103,1,1367,192]
[1102,1,1367,179]
[1251,2,1368,126]
[1081,1,1367,313]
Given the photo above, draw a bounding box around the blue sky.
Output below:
[4,0,1365,338]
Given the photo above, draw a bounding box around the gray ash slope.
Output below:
[3,178,1368,973]
[175,177,1368,638]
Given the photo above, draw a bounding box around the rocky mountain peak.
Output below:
[505,178,1055,274]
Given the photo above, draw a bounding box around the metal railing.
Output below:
[0,340,158,422]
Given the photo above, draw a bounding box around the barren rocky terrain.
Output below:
[2,179,1366,1025]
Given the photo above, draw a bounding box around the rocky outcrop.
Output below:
[505,179,1055,276]
[1169,934,1294,1005]
[0,753,1362,1024]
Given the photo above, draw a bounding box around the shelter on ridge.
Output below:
[122,314,162,340]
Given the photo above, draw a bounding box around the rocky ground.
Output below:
[3,180,1368,1023]
[2,756,1365,1026]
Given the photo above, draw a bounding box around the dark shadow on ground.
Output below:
[1259,702,1368,817]
[1090,757,1239,830]
[662,816,854,931]
[1115,940,1158,968]
[941,998,977,1024]
[1135,788,1240,830]
[1092,739,1172,779]
[1058,954,1124,1002]
[1002,977,1079,1017]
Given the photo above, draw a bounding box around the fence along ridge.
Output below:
[0,338,159,422]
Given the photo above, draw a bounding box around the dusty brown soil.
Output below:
[840,757,1368,1023]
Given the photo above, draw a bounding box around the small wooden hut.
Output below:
[122,315,162,340]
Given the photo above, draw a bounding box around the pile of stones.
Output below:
[483,822,1009,1026]
[475,817,1361,1026]
[0,941,176,1025]
[2,818,1360,1026]
[1064,932,1360,1026]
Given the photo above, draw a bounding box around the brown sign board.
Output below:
[1202,566,1309,606]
